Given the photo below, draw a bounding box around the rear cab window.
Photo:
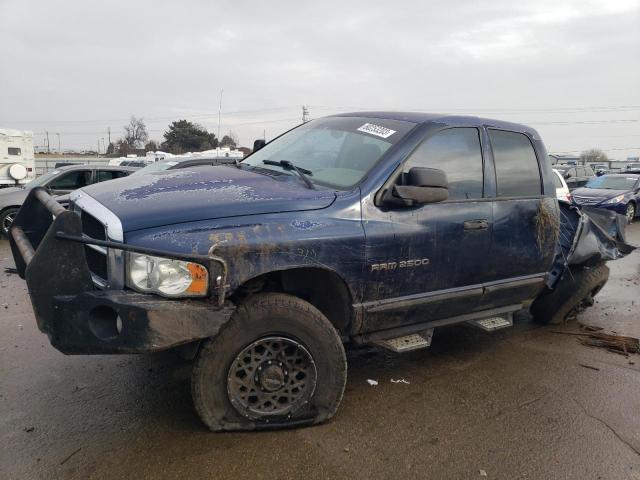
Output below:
[403,127,484,200]
[489,129,542,197]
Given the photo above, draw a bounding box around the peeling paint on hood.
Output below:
[78,166,336,233]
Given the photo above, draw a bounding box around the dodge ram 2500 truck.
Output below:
[9,112,634,431]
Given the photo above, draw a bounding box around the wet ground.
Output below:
[1,225,639,480]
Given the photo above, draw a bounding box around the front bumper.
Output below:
[9,187,233,354]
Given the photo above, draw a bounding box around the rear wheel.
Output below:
[0,207,19,238]
[192,293,347,431]
[626,202,636,224]
[530,263,609,325]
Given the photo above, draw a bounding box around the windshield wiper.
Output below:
[263,160,315,189]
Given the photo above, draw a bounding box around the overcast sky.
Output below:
[1,0,639,159]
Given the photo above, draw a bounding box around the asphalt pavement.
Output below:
[1,224,639,480]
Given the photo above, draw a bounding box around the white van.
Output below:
[0,129,36,188]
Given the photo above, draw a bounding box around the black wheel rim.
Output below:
[227,336,317,420]
[2,211,16,234]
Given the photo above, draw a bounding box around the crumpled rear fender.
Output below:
[546,201,636,289]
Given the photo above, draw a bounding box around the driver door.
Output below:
[361,127,493,332]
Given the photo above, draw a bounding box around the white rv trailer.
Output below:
[0,129,36,188]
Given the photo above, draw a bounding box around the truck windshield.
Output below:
[242,116,416,189]
[585,176,638,190]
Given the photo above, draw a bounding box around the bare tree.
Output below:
[123,116,149,148]
[580,148,608,164]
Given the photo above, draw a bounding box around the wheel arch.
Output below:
[230,266,355,335]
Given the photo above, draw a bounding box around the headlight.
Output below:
[604,194,625,204]
[126,252,209,298]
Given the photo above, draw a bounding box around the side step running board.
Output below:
[353,304,522,353]
[374,329,434,353]
[467,313,513,331]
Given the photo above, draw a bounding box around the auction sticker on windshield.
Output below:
[357,123,396,139]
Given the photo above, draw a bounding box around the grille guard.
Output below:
[9,187,228,311]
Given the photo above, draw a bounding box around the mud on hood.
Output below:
[78,166,336,232]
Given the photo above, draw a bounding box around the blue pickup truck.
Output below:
[8,112,633,431]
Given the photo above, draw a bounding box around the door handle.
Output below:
[464,219,489,231]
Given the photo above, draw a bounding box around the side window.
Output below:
[48,170,91,190]
[8,147,21,155]
[96,170,128,182]
[584,167,595,176]
[489,130,542,197]
[575,167,585,177]
[403,128,484,200]
[566,168,575,178]
[552,172,563,188]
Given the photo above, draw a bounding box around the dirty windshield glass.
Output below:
[242,116,416,188]
[585,176,638,190]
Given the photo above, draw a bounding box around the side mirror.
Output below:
[385,167,448,206]
[253,139,266,152]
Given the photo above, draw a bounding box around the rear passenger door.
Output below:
[484,129,550,307]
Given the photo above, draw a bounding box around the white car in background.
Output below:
[553,168,571,203]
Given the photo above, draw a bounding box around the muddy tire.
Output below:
[191,293,347,431]
[530,263,609,325]
[1,207,19,238]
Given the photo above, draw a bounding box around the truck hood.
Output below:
[78,166,337,232]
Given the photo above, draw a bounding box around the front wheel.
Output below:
[625,202,636,224]
[191,293,347,431]
[1,207,19,238]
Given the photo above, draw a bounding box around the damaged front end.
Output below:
[9,187,234,354]
[545,201,635,289]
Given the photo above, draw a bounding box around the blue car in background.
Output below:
[572,174,640,223]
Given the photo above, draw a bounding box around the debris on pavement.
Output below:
[390,378,410,384]
[4,267,18,275]
[479,469,488,476]
[578,363,600,371]
[366,379,378,386]
[23,426,34,433]
[60,447,82,465]
[553,327,640,356]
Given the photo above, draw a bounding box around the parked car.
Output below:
[130,156,237,176]
[8,112,633,431]
[589,163,609,176]
[0,165,136,236]
[554,164,596,190]
[572,173,640,223]
[552,168,571,202]
[626,163,640,172]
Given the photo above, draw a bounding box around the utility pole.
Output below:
[56,133,61,155]
[108,127,111,145]
[217,88,223,149]
[45,131,50,154]
[302,105,310,123]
